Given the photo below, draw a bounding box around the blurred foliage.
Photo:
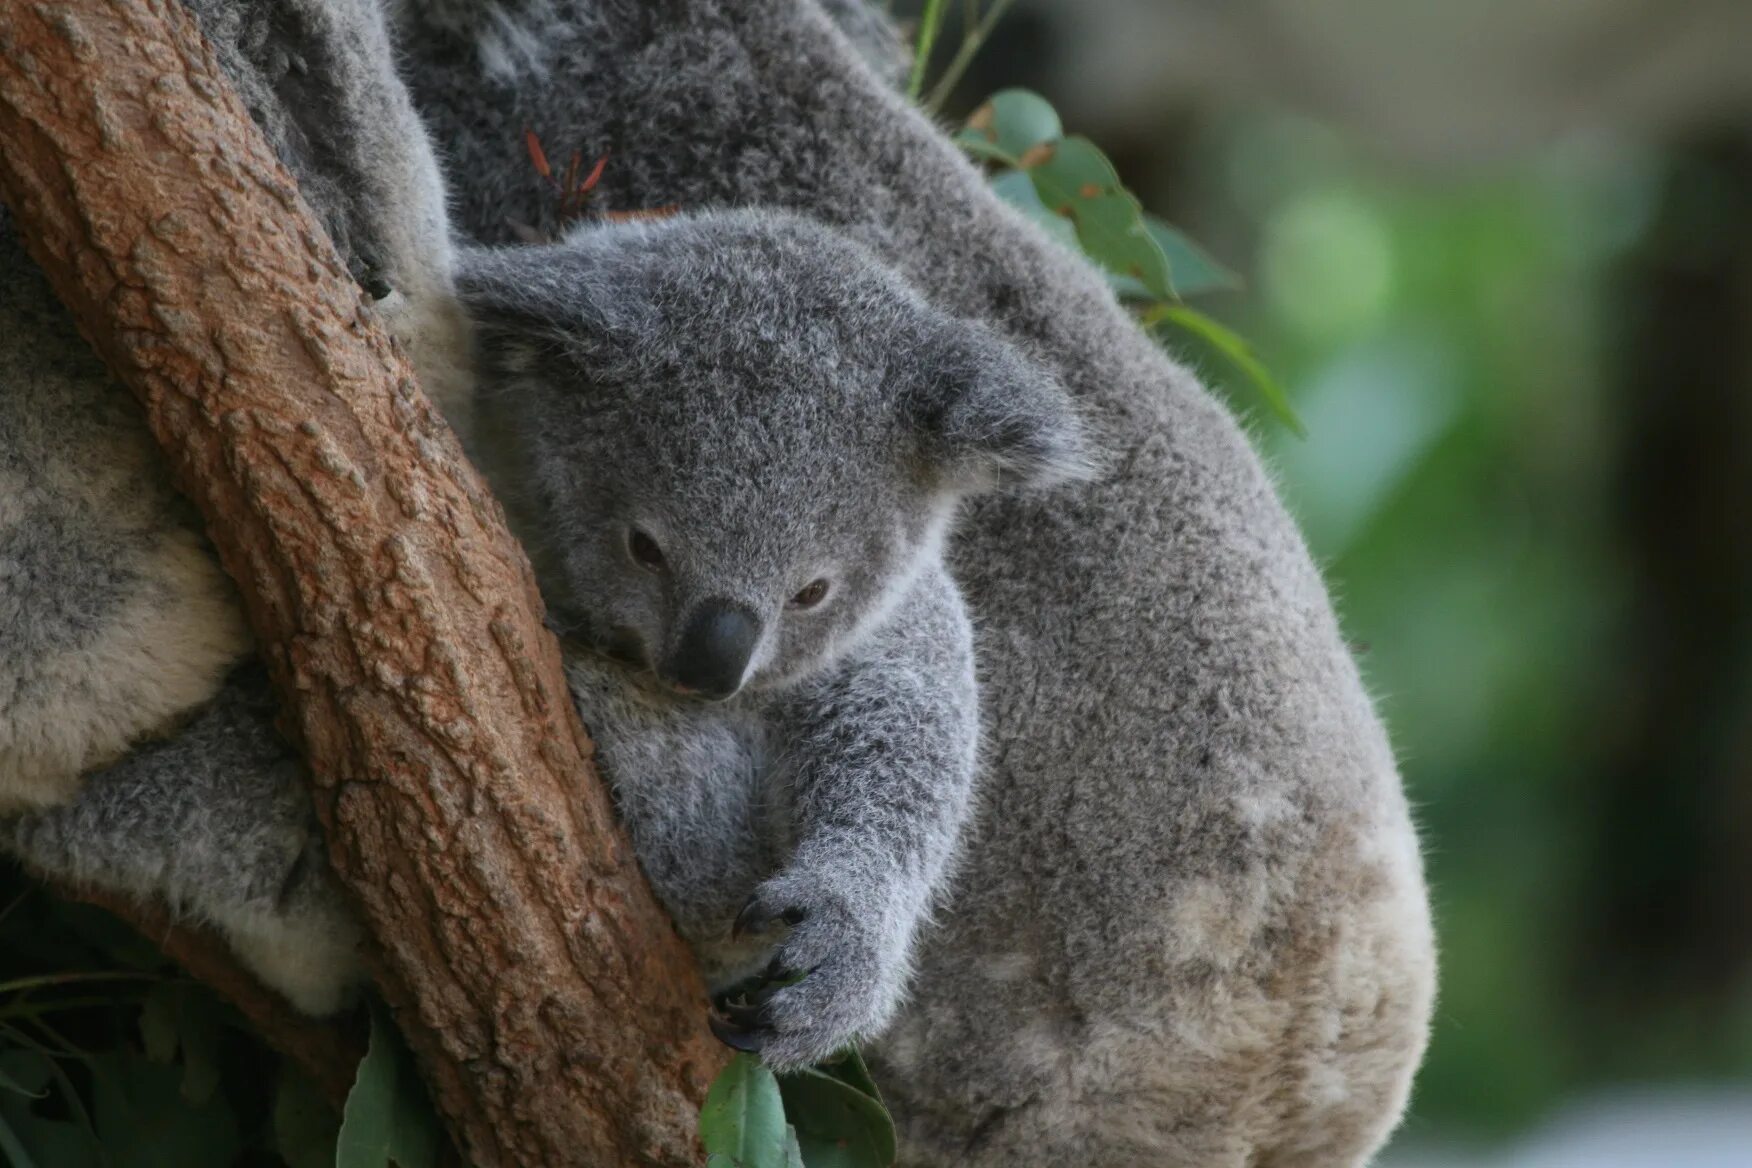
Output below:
[0,866,450,1168]
[1162,113,1752,1141]
[957,87,1300,431]
[0,873,287,1166]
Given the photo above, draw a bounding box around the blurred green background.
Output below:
[925,0,1752,1160]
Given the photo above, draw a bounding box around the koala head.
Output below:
[460,209,1091,699]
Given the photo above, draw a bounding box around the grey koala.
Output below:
[460,209,1088,1065]
[388,0,1438,1165]
[0,0,1075,1070]
[0,0,467,1011]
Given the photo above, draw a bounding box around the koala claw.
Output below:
[709,1006,771,1054]
[710,878,895,1069]
[732,894,807,940]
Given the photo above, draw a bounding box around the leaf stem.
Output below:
[907,0,948,102]
[926,0,1017,112]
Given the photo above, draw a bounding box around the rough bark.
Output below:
[0,1,725,1164]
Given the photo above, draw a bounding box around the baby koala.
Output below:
[459,209,1090,1067]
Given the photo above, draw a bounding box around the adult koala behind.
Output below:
[389,0,1438,1164]
[460,209,1089,1065]
[0,0,465,1010]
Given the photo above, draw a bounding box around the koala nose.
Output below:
[661,601,760,699]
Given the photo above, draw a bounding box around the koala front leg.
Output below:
[2,665,366,1015]
[719,574,980,1069]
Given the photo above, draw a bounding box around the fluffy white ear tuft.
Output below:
[913,318,1098,492]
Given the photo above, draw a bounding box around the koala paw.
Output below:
[710,874,902,1069]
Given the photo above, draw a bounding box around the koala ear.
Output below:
[913,319,1097,492]
[454,243,642,377]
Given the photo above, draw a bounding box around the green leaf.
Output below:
[989,170,1078,249]
[0,1112,39,1168]
[952,131,1021,169]
[812,1048,883,1109]
[964,88,1062,160]
[1149,305,1306,436]
[274,1067,341,1168]
[0,1051,50,1099]
[0,1058,56,1168]
[777,1067,896,1168]
[699,1053,789,1168]
[137,983,223,1105]
[88,1049,241,1168]
[337,1002,441,1168]
[1028,137,1173,300]
[138,984,178,1064]
[1108,216,1243,300]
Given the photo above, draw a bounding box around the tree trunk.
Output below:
[0,1,724,1164]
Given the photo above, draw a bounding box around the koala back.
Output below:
[0,0,462,816]
[0,220,251,813]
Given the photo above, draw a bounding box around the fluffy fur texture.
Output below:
[0,0,461,1004]
[461,208,1087,1065]
[388,0,1438,1164]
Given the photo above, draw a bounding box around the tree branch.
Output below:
[0,1,724,1163]
[63,884,367,1107]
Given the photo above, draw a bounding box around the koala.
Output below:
[1,0,466,1011]
[459,209,1088,1064]
[387,0,1438,1165]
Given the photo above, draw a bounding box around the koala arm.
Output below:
[724,566,980,1069]
[2,667,366,1015]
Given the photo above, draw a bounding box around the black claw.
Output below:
[732,898,768,940]
[733,899,806,940]
[718,998,771,1030]
[709,1009,769,1053]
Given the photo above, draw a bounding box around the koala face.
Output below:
[461,210,1090,698]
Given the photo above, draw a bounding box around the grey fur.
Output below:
[2,0,1064,1070]
[460,208,1087,1065]
[0,0,462,1007]
[388,0,1437,1164]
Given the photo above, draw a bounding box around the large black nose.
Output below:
[660,602,760,699]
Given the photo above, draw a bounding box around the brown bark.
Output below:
[66,885,368,1107]
[0,1,725,1164]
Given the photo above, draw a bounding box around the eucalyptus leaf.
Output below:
[777,1067,896,1168]
[337,1002,441,1168]
[274,1067,341,1168]
[989,170,1078,249]
[174,988,223,1105]
[965,88,1062,160]
[89,1050,240,1168]
[0,1050,51,1099]
[952,131,1021,169]
[1108,216,1244,300]
[812,1047,883,1108]
[700,1053,790,1168]
[1151,305,1306,436]
[1028,137,1172,299]
[138,984,178,1064]
[0,1112,37,1168]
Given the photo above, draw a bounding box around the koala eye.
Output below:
[789,579,831,610]
[627,528,667,573]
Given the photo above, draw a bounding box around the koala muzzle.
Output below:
[661,601,760,699]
